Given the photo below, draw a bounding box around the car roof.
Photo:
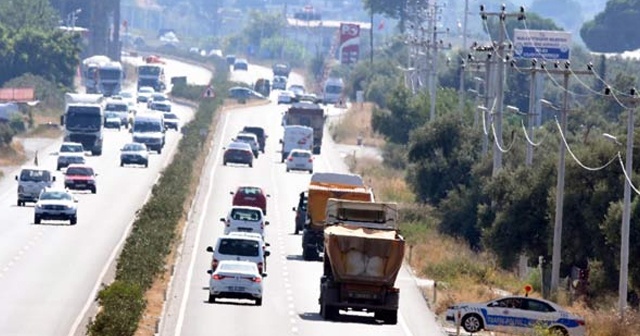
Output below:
[217,260,259,267]
[218,234,262,243]
[237,132,257,139]
[290,148,311,153]
[230,205,263,211]
[228,232,264,240]
[124,142,146,147]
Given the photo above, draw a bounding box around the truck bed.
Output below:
[324,225,405,286]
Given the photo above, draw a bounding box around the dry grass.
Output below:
[0,141,26,167]
[330,102,385,147]
[345,155,414,204]
[22,111,63,139]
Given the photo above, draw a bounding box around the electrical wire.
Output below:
[520,119,546,147]
[616,152,640,196]
[491,118,517,153]
[554,117,617,171]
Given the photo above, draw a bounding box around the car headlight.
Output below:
[36,203,43,208]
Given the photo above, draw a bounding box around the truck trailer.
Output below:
[319,199,404,325]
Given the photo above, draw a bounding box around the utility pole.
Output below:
[479,5,525,176]
[458,0,470,115]
[425,0,450,121]
[466,44,495,157]
[603,87,639,318]
[540,62,594,295]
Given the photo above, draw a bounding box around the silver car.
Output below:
[34,188,78,225]
[57,142,86,170]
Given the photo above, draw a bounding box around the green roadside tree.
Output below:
[581,0,640,52]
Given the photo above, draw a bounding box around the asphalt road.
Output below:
[159,66,446,335]
[0,58,211,335]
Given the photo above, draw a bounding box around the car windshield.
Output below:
[60,144,83,153]
[165,113,178,119]
[120,92,133,98]
[218,262,256,273]
[66,167,93,176]
[20,169,51,182]
[139,87,154,93]
[326,85,342,94]
[66,107,101,131]
[105,112,119,119]
[40,191,72,201]
[98,69,122,80]
[106,103,128,111]
[230,208,261,221]
[134,120,162,132]
[138,66,161,76]
[123,143,145,151]
[217,239,259,257]
[152,95,167,101]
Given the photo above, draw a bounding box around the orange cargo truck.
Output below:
[301,173,374,260]
[319,198,404,324]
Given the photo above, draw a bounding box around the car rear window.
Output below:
[66,167,93,176]
[217,239,260,257]
[292,151,310,158]
[240,187,262,195]
[230,208,261,221]
[20,169,51,182]
[218,262,256,273]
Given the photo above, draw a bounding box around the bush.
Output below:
[0,123,16,146]
[87,281,145,335]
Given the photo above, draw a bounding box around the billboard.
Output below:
[513,29,572,61]
[0,88,35,103]
[339,23,360,65]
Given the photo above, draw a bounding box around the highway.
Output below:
[0,57,211,335]
[159,66,446,335]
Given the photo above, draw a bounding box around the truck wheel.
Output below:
[321,304,338,320]
[294,226,299,235]
[302,248,311,261]
[92,150,102,156]
[376,310,398,325]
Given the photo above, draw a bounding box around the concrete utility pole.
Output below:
[425,0,450,121]
[479,4,525,176]
[604,87,639,318]
[466,45,495,157]
[540,62,594,295]
[458,0,470,115]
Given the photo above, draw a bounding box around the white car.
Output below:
[220,206,269,238]
[149,100,171,112]
[57,142,86,170]
[147,92,169,107]
[206,234,270,274]
[120,142,149,167]
[234,132,260,158]
[118,90,138,112]
[277,90,295,104]
[105,99,130,128]
[34,187,78,225]
[137,86,155,103]
[207,260,265,305]
[104,111,123,130]
[285,149,313,173]
[446,296,586,336]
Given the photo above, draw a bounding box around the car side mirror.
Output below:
[222,147,226,150]
[219,218,225,222]
[292,207,296,212]
[266,194,271,198]
[207,270,213,274]
[279,139,283,144]
[74,198,79,203]
[230,191,234,195]
[265,242,271,247]
[60,115,65,126]
[264,251,271,257]
[95,173,99,177]
[52,176,56,182]
[262,273,268,278]
[15,175,18,181]
[206,246,214,253]
[265,221,270,226]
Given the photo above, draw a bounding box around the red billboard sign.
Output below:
[0,88,35,102]
[339,23,360,65]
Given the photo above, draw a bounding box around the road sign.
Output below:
[202,85,215,98]
[513,29,572,61]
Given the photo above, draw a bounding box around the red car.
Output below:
[64,164,98,194]
[231,186,269,215]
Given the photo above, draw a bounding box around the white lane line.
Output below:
[291,326,299,334]
[174,112,229,335]
[399,312,415,336]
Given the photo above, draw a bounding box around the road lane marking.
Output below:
[174,112,229,335]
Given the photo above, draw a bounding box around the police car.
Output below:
[446,296,585,335]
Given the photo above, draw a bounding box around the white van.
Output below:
[206,234,271,274]
[131,113,165,153]
[281,125,313,162]
[104,99,130,128]
[220,206,269,238]
[16,166,56,206]
[323,77,344,104]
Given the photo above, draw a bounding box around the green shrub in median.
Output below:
[88,57,229,336]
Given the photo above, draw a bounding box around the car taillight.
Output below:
[288,157,293,161]
[577,319,585,326]
[246,276,262,283]
[212,274,226,280]
[212,259,218,270]
[258,262,263,274]
[308,158,313,162]
[261,222,264,229]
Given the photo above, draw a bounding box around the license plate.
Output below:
[238,228,252,232]
[244,197,256,201]
[295,164,304,167]
[75,184,86,188]
[229,286,245,292]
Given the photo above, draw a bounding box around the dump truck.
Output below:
[301,173,374,260]
[319,199,404,325]
[282,102,325,154]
